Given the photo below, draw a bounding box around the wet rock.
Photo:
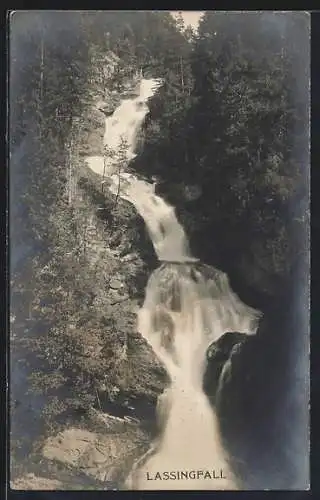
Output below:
[109,279,123,290]
[203,332,248,403]
[41,425,149,485]
[11,473,64,490]
[43,429,95,467]
[122,253,138,262]
[96,102,116,117]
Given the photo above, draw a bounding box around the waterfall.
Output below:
[85,78,262,490]
[126,262,260,490]
[85,78,163,176]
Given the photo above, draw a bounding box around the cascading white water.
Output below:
[86,78,163,176]
[108,175,198,262]
[85,78,262,490]
[126,263,260,490]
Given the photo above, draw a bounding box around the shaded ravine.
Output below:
[85,78,262,490]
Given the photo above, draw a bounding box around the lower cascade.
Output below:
[124,262,260,490]
[86,78,262,490]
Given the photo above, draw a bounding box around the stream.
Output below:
[85,78,262,490]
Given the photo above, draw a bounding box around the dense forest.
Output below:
[10,11,309,489]
[135,12,309,305]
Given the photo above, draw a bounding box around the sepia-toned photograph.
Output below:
[9,10,309,491]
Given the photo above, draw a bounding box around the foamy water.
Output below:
[132,384,235,490]
[86,78,163,176]
[85,78,262,490]
[125,263,260,490]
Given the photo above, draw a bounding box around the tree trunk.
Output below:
[114,163,121,209]
[68,135,73,205]
[180,56,185,91]
[38,34,45,139]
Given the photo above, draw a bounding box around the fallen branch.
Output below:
[110,297,130,306]
[95,388,102,411]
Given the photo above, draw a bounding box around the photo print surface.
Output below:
[9,10,310,491]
